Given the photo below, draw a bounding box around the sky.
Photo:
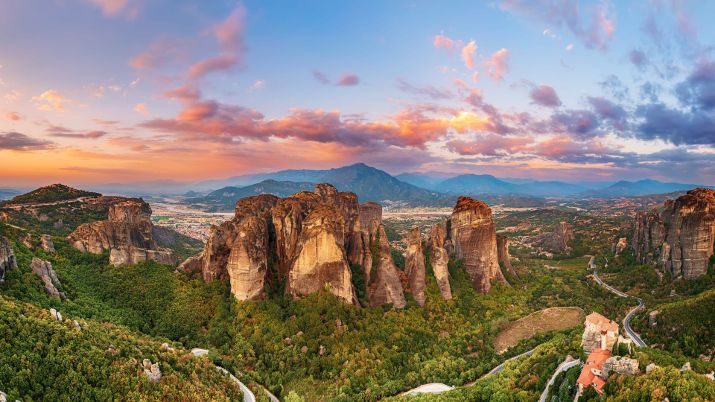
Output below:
[2,0,715,187]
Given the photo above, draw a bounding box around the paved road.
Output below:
[591,264,647,348]
[538,356,581,402]
[401,348,536,396]
[216,366,256,402]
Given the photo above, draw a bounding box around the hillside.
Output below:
[6,184,100,205]
[580,179,704,198]
[188,164,452,211]
[187,180,315,211]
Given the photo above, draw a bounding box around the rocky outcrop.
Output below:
[447,196,507,293]
[287,204,359,305]
[633,188,715,279]
[603,356,640,375]
[528,221,575,254]
[142,359,162,382]
[581,312,619,353]
[429,223,452,300]
[405,226,426,306]
[192,185,367,304]
[31,257,65,299]
[366,224,406,308]
[67,198,174,266]
[0,236,17,281]
[613,237,627,256]
[496,234,517,278]
[40,235,55,253]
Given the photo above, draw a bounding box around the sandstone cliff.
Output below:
[40,235,55,253]
[429,223,452,300]
[366,224,407,308]
[633,188,715,279]
[447,196,507,293]
[31,257,65,299]
[528,221,575,254]
[496,234,517,278]
[67,199,174,266]
[189,185,365,304]
[613,237,627,256]
[0,236,17,281]
[404,226,426,306]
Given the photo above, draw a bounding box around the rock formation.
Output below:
[632,188,715,279]
[142,359,162,382]
[40,235,55,253]
[429,223,452,300]
[613,237,627,256]
[603,356,640,375]
[496,234,517,278]
[447,196,507,293]
[287,204,359,305]
[404,226,426,306]
[581,312,619,353]
[528,221,575,254]
[0,236,17,281]
[31,257,65,299]
[366,224,406,308]
[188,185,369,304]
[67,198,173,266]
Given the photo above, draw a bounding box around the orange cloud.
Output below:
[461,41,477,69]
[85,0,140,19]
[134,103,149,115]
[484,48,510,81]
[33,90,71,111]
[4,112,20,121]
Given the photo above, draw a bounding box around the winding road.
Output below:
[538,356,581,402]
[590,262,647,348]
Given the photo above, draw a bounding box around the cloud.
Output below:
[313,71,360,86]
[336,73,360,86]
[484,48,510,81]
[529,85,561,107]
[84,0,140,19]
[628,49,647,69]
[565,43,574,51]
[32,90,71,111]
[0,132,54,150]
[187,6,246,79]
[675,57,715,110]
[46,125,108,139]
[447,134,533,156]
[4,112,20,121]
[187,54,239,79]
[461,41,477,69]
[500,0,615,50]
[433,34,457,51]
[395,79,454,100]
[250,80,266,91]
[129,37,184,70]
[134,103,149,115]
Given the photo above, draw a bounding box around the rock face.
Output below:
[67,198,174,266]
[0,236,17,281]
[581,312,619,353]
[40,235,55,253]
[405,226,426,306]
[496,234,517,278]
[366,224,407,308]
[613,237,627,256]
[528,221,575,254]
[287,204,359,305]
[603,356,640,375]
[633,188,715,279]
[447,196,507,293]
[142,359,162,382]
[31,257,65,299]
[189,184,371,305]
[429,223,452,300]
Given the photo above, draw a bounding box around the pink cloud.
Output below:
[129,38,184,70]
[85,0,140,19]
[336,74,360,86]
[187,54,239,79]
[32,90,71,111]
[4,112,20,121]
[433,34,456,50]
[484,48,510,81]
[461,41,477,69]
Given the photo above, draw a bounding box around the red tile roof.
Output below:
[577,348,611,394]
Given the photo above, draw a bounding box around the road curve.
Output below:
[538,356,581,402]
[216,366,256,402]
[591,264,647,348]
